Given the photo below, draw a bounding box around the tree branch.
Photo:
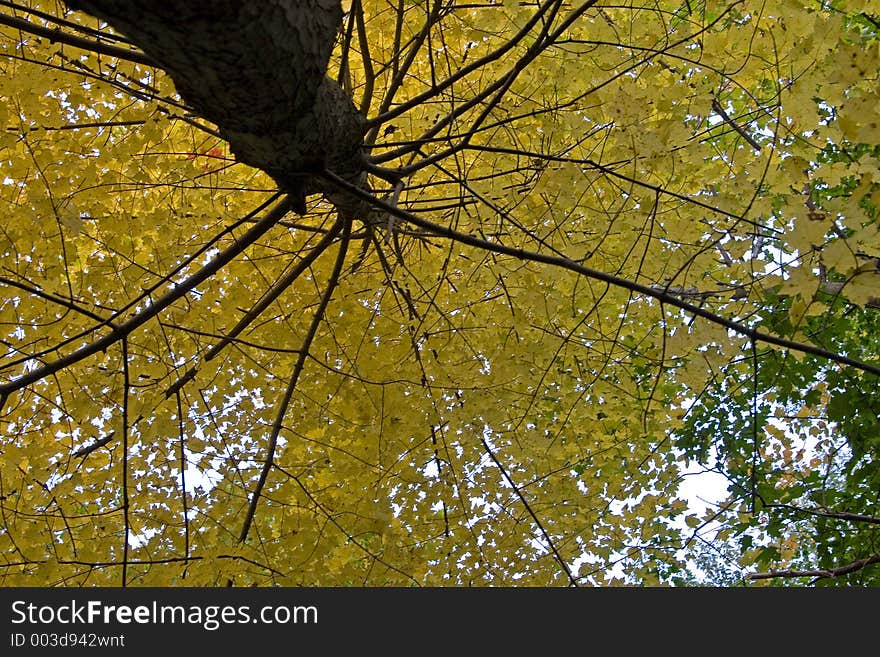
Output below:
[64,0,366,213]
[0,10,154,66]
[0,196,292,411]
[238,215,351,544]
[163,220,343,399]
[479,435,579,586]
[319,169,880,378]
[747,553,880,582]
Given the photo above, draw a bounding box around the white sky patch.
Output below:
[677,460,730,515]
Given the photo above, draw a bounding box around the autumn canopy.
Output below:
[0,0,878,586]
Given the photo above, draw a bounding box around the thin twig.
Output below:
[711,97,762,151]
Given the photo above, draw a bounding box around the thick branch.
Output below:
[64,0,366,213]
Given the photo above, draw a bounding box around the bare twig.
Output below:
[711,97,762,151]
[747,553,880,582]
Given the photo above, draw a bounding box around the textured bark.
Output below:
[65,0,366,213]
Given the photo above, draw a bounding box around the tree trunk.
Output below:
[65,0,366,214]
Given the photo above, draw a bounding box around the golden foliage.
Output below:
[0,0,878,585]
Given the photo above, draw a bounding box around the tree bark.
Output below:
[65,0,366,214]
